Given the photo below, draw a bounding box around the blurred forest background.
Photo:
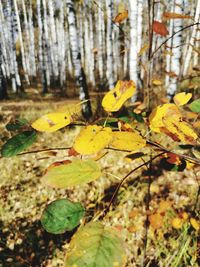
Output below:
[0,0,200,267]
[0,0,200,104]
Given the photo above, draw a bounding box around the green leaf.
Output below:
[65,221,126,267]
[128,111,144,122]
[189,98,200,113]
[1,131,37,157]
[42,159,101,188]
[6,118,29,131]
[41,199,85,234]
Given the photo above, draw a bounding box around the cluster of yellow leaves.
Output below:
[102,80,136,112]
[172,212,199,231]
[73,125,146,155]
[149,93,198,144]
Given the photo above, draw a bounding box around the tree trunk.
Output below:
[129,0,138,100]
[0,43,7,100]
[106,0,115,89]
[66,0,92,119]
[167,0,183,98]
[183,0,200,75]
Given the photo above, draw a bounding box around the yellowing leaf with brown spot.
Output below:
[162,117,198,144]
[102,80,136,112]
[152,79,163,86]
[73,125,112,155]
[173,92,192,106]
[149,104,179,132]
[113,10,128,23]
[163,12,193,20]
[31,113,71,132]
[110,131,146,151]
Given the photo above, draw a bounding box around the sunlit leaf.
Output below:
[42,159,101,188]
[73,125,112,155]
[149,103,198,144]
[113,10,128,23]
[163,12,193,19]
[189,98,200,113]
[149,104,179,133]
[102,80,136,112]
[31,112,71,132]
[153,21,169,36]
[1,131,37,157]
[173,92,192,106]
[65,221,126,267]
[41,199,85,234]
[110,131,146,151]
[152,79,163,86]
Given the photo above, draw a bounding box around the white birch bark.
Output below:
[165,5,174,88]
[183,0,200,75]
[106,0,115,89]
[0,1,10,77]
[129,0,138,99]
[28,0,36,76]
[167,0,183,97]
[66,0,92,118]
[98,1,104,81]
[13,0,30,84]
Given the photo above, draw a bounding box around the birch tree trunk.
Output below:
[106,0,115,89]
[66,0,92,119]
[129,0,138,100]
[183,0,200,75]
[165,5,174,88]
[167,0,183,97]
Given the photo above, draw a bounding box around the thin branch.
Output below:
[150,22,200,60]
[99,152,165,220]
[147,140,200,165]
[17,147,71,156]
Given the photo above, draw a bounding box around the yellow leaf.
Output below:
[138,44,149,56]
[113,10,128,23]
[102,80,136,112]
[149,103,198,144]
[172,217,183,229]
[162,117,198,144]
[190,218,199,231]
[152,79,163,86]
[110,131,146,151]
[31,112,71,132]
[73,125,112,155]
[149,104,179,132]
[173,92,192,106]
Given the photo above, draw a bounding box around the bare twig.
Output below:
[99,152,165,220]
[150,22,200,60]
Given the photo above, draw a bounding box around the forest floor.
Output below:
[0,95,199,267]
